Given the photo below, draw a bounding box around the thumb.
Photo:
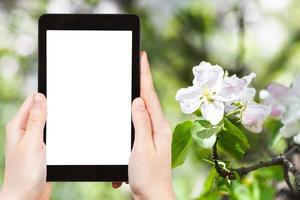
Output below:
[25,93,47,142]
[131,97,154,150]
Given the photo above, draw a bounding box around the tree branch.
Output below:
[283,158,300,192]
[212,138,235,180]
[234,146,300,192]
[236,155,284,175]
[212,138,300,192]
[236,146,300,176]
[283,163,294,192]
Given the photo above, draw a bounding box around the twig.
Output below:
[236,155,284,176]
[284,145,300,159]
[233,146,300,192]
[212,138,235,180]
[212,138,300,192]
[283,163,293,192]
[283,158,300,192]
[235,146,300,176]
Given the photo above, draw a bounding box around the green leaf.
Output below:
[218,118,249,160]
[191,119,222,148]
[265,118,283,135]
[216,177,231,192]
[264,118,283,147]
[202,168,218,192]
[171,121,194,168]
[193,109,202,117]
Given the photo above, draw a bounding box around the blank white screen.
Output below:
[46,30,132,165]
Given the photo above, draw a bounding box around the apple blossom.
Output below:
[259,83,290,118]
[221,75,271,133]
[260,74,300,144]
[241,102,271,133]
[218,72,256,101]
[280,80,300,144]
[176,61,271,132]
[176,61,233,125]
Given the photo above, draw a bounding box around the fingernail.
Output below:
[135,98,145,110]
[141,51,147,59]
[33,93,45,108]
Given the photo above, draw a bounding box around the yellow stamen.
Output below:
[202,87,214,102]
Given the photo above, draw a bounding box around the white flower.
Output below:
[238,86,271,133]
[219,73,271,134]
[293,133,300,145]
[280,103,300,143]
[280,115,300,145]
[259,89,285,119]
[291,75,300,98]
[259,83,291,118]
[176,61,232,125]
[223,73,257,114]
[176,60,271,133]
[280,118,300,138]
[175,86,202,114]
[271,74,300,144]
[241,102,271,133]
[219,73,256,101]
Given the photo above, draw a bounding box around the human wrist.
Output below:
[0,188,18,200]
[132,183,176,200]
[0,184,28,200]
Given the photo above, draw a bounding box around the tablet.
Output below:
[38,14,140,181]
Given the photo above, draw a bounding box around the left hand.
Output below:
[0,93,51,200]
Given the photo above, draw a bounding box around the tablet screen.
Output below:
[46,30,132,165]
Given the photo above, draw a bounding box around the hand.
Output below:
[112,52,176,200]
[0,93,51,200]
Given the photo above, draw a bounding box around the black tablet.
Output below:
[38,14,140,181]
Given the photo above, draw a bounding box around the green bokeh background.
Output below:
[0,0,300,199]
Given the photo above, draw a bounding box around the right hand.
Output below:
[112,52,176,200]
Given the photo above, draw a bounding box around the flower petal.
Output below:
[242,72,256,86]
[217,73,256,103]
[259,88,287,119]
[282,104,300,124]
[201,100,224,125]
[270,103,286,119]
[192,61,224,90]
[280,120,300,138]
[292,74,300,97]
[293,132,300,144]
[224,103,236,113]
[267,82,289,97]
[241,102,271,133]
[266,82,297,106]
[176,86,202,114]
[238,88,256,103]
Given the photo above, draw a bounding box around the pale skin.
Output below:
[0,51,176,200]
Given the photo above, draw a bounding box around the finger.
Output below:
[140,51,172,150]
[5,93,35,148]
[112,182,122,189]
[25,93,47,142]
[11,93,36,131]
[131,97,154,150]
[140,51,169,129]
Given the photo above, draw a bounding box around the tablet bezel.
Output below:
[38,14,140,181]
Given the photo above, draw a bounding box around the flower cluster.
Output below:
[260,75,300,143]
[176,61,271,133]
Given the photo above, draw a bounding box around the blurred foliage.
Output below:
[1,0,300,199]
